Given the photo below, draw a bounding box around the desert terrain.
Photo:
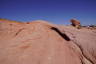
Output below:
[0,19,96,64]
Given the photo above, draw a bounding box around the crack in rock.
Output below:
[14,28,24,37]
[51,27,71,41]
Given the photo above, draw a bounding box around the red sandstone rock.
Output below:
[0,19,96,64]
[70,19,81,29]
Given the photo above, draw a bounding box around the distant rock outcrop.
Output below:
[70,19,81,29]
[0,19,96,64]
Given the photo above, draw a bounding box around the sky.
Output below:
[0,0,96,25]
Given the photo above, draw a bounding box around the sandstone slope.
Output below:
[0,19,96,64]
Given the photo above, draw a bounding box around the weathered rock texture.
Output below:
[0,19,96,64]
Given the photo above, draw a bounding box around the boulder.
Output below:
[70,19,81,29]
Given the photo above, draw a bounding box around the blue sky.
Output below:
[0,0,96,25]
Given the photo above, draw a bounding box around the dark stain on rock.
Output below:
[9,24,13,26]
[20,45,30,49]
[26,22,30,24]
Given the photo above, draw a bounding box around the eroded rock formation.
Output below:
[70,19,81,29]
[0,19,96,64]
